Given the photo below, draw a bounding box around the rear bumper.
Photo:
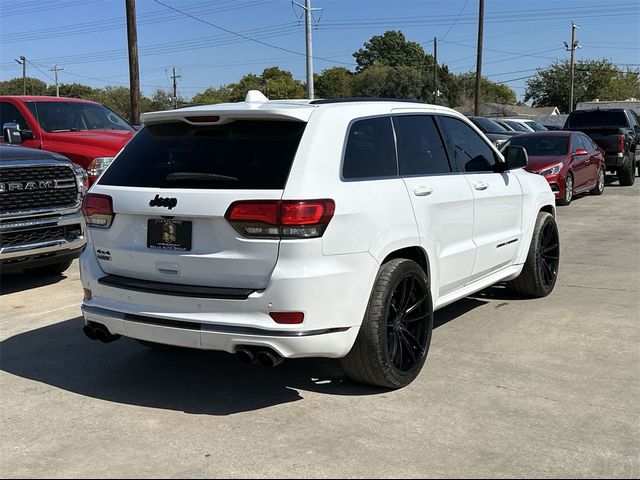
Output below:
[79,241,379,358]
[82,305,359,358]
[605,152,625,168]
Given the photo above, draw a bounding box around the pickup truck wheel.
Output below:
[24,260,72,277]
[590,166,605,195]
[557,173,573,206]
[617,155,635,186]
[507,212,559,298]
[340,258,433,389]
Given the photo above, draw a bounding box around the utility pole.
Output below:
[125,0,140,124]
[565,22,580,113]
[433,37,438,104]
[293,0,321,99]
[171,67,181,109]
[474,0,484,115]
[15,56,26,95]
[50,64,64,97]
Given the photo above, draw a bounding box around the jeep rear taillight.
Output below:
[82,193,114,228]
[617,133,625,153]
[225,199,335,239]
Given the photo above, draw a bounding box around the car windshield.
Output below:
[471,117,509,133]
[25,101,134,133]
[505,135,569,156]
[503,120,529,132]
[525,121,548,131]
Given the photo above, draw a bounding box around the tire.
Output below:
[507,212,560,298]
[590,166,605,195]
[557,173,573,206]
[24,260,72,276]
[617,155,635,186]
[340,258,433,389]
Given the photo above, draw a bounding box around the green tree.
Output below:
[454,72,517,105]
[315,67,354,98]
[226,67,305,101]
[354,30,426,72]
[525,59,640,112]
[191,85,233,105]
[0,76,47,95]
[352,64,424,100]
[47,82,98,99]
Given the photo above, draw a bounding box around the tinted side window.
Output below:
[343,116,397,179]
[573,135,587,152]
[0,102,29,131]
[439,116,497,172]
[99,120,305,190]
[393,115,451,175]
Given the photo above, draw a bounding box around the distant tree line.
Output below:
[2,31,638,119]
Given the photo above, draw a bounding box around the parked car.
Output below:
[501,131,605,206]
[495,118,548,132]
[564,108,640,186]
[79,92,558,389]
[0,143,86,275]
[0,96,136,185]
[467,116,520,147]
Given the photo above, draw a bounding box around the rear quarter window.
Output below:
[98,120,306,190]
[342,116,397,179]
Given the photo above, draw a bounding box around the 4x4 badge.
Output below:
[149,194,177,210]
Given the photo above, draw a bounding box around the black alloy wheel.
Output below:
[537,220,560,291]
[340,258,433,389]
[386,273,430,374]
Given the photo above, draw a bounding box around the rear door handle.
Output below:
[474,181,489,191]
[413,186,433,196]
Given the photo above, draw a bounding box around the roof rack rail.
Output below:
[310,98,427,105]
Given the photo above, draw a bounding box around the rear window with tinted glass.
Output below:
[566,111,628,129]
[98,120,306,189]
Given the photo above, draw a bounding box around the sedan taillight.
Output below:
[225,199,335,239]
[82,193,114,228]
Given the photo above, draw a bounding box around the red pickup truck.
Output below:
[0,96,136,184]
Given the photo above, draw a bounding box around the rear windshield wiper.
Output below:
[166,172,238,183]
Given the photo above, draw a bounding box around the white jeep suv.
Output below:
[80,92,558,389]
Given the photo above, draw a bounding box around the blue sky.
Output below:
[1,0,639,102]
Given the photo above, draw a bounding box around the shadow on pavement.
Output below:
[0,271,70,295]
[1,299,487,415]
[0,316,385,416]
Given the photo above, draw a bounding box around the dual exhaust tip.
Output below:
[236,347,283,368]
[83,323,282,368]
[83,323,121,343]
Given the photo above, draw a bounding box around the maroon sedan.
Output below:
[504,131,606,205]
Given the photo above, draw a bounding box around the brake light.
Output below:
[225,199,335,239]
[82,193,114,228]
[618,133,625,153]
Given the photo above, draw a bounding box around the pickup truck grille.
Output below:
[0,165,78,214]
[0,224,82,248]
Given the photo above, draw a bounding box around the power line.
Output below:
[439,0,470,41]
[151,0,353,66]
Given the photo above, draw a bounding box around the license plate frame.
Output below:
[147,219,192,251]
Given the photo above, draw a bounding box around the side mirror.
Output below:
[574,148,588,156]
[501,145,528,170]
[3,122,22,145]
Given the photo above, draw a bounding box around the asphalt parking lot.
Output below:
[1,177,638,479]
